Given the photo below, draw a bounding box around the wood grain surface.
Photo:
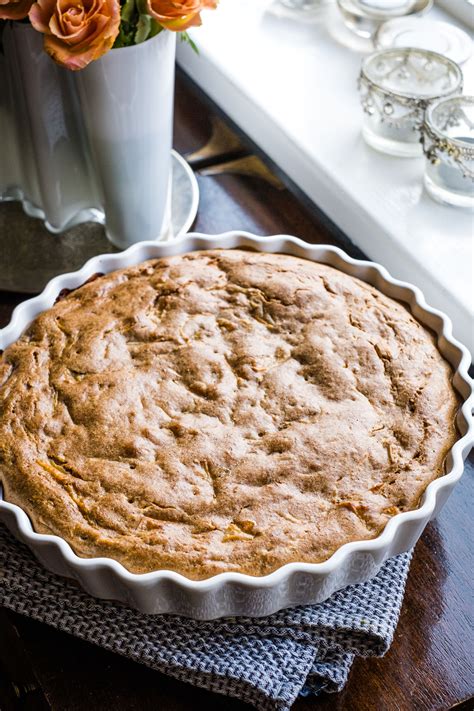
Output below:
[0,71,472,711]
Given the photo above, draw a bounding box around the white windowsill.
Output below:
[177,0,474,353]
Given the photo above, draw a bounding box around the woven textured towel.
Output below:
[0,524,412,710]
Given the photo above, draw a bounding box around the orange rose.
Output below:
[145,0,217,32]
[0,0,34,20]
[29,0,120,71]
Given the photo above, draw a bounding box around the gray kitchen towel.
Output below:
[0,523,412,710]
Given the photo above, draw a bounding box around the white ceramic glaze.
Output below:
[0,233,472,619]
[76,30,176,248]
[0,24,99,230]
[0,24,176,249]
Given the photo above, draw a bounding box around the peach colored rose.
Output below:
[145,0,217,32]
[29,0,120,71]
[0,0,34,20]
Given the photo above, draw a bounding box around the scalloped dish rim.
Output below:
[0,232,472,596]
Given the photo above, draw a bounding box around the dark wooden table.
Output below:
[0,72,473,711]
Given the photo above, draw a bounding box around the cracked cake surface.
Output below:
[0,250,459,577]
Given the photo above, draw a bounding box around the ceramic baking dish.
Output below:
[1,232,473,619]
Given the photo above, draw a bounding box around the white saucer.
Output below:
[0,151,199,293]
[375,18,473,64]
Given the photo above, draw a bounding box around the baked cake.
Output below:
[0,250,459,577]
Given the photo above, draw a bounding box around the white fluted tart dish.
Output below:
[0,233,472,618]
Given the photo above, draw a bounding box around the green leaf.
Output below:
[135,13,151,44]
[149,19,163,39]
[114,19,136,48]
[121,0,136,24]
[113,0,165,49]
[179,31,199,54]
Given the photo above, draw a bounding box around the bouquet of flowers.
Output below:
[0,0,217,70]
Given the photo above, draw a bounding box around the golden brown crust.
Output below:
[0,250,459,577]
